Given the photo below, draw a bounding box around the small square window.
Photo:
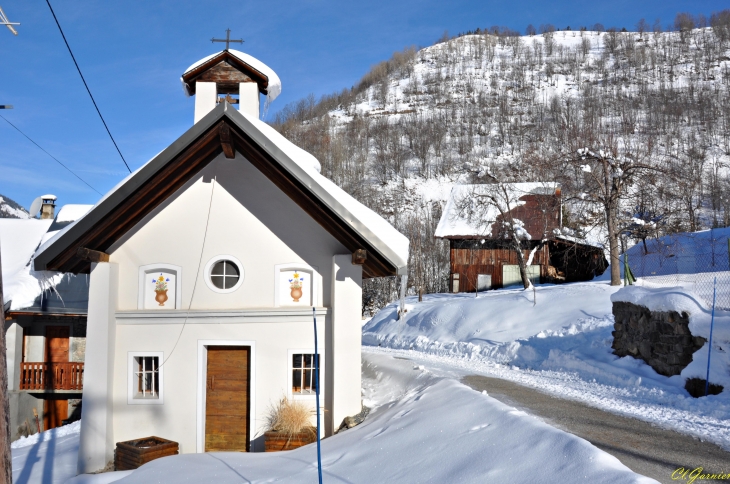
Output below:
[292,353,319,395]
[128,352,164,405]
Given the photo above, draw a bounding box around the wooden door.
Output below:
[45,326,69,363]
[43,399,68,430]
[205,346,250,452]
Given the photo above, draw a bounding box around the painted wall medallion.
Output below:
[289,272,304,302]
[153,274,169,306]
[278,269,312,306]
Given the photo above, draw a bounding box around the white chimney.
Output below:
[239,82,259,118]
[194,82,218,123]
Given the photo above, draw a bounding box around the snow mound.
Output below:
[111,354,651,484]
[12,420,80,449]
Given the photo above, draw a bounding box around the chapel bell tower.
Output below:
[181,30,281,123]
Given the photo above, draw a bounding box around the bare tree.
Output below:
[568,144,659,285]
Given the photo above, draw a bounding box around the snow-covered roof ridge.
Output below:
[235,108,409,270]
[182,49,281,102]
[435,182,559,238]
[34,104,409,275]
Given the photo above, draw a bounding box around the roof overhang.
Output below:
[182,51,269,96]
[33,104,404,278]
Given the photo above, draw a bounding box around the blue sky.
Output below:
[0,0,725,209]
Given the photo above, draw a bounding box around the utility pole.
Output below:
[0,239,11,484]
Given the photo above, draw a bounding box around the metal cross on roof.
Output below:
[211,29,243,50]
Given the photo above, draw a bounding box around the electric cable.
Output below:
[157,172,217,370]
[0,113,102,196]
[44,0,131,173]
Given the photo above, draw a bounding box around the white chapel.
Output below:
[33,47,409,473]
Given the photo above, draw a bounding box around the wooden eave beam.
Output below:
[76,247,109,263]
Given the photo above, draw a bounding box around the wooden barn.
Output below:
[435,183,607,292]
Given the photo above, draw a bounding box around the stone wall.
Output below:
[612,301,706,376]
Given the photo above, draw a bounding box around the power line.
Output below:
[0,113,103,196]
[44,0,131,173]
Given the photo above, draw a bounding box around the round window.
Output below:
[204,256,244,293]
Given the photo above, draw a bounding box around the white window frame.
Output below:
[204,255,245,294]
[127,351,164,405]
[287,348,324,401]
[138,263,183,309]
[274,263,320,307]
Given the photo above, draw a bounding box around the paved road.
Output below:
[462,375,730,484]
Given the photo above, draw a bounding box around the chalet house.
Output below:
[1,200,92,438]
[435,183,606,292]
[33,48,408,473]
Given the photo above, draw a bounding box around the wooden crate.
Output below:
[264,429,316,452]
[115,436,179,471]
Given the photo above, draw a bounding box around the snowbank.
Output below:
[364,281,730,449]
[364,282,619,357]
[11,421,81,484]
[105,353,651,484]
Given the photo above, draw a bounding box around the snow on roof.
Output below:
[237,110,408,268]
[182,49,282,102]
[55,204,93,223]
[41,194,57,200]
[34,105,409,274]
[0,219,56,310]
[435,182,559,238]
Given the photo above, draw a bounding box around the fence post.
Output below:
[705,277,717,397]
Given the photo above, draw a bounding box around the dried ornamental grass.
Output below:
[265,398,316,438]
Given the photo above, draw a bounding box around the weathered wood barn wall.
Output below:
[449,239,607,292]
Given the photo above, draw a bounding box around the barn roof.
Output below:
[435,183,560,239]
[33,103,408,278]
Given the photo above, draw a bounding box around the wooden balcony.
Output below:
[20,362,84,391]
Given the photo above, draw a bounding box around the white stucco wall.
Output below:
[110,153,345,311]
[112,313,327,453]
[96,152,361,456]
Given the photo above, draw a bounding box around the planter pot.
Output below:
[115,436,179,471]
[264,428,316,452]
[155,290,168,306]
[290,287,303,302]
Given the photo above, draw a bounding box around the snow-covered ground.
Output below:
[364,280,730,450]
[12,353,655,483]
[12,421,82,484]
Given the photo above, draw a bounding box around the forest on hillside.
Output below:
[272,11,730,314]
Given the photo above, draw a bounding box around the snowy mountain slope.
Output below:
[276,25,730,303]
[0,194,29,219]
